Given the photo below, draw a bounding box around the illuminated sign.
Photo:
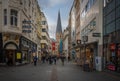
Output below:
[16,53,21,59]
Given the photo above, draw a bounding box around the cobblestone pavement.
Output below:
[0,60,120,81]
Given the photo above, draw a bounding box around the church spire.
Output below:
[56,10,62,34]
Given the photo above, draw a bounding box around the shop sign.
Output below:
[92,33,101,37]
[52,42,55,51]
[16,53,21,59]
[107,64,115,71]
[22,20,32,33]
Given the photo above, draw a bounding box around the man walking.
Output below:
[33,56,37,66]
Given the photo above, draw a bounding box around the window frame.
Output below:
[10,9,18,26]
[4,9,7,25]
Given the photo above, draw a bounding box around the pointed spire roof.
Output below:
[56,10,62,34]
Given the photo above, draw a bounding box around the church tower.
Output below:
[56,10,63,55]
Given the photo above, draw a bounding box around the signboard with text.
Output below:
[22,20,32,33]
[92,33,101,37]
[52,42,55,51]
[16,53,21,59]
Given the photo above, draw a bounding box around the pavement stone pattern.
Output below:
[50,65,58,81]
[0,60,120,81]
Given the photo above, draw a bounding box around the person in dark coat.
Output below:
[33,56,37,66]
[53,55,57,65]
[48,55,52,64]
[61,55,65,66]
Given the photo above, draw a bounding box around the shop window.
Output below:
[116,18,120,30]
[106,11,115,24]
[42,36,46,40]
[116,6,120,18]
[106,21,115,34]
[106,0,115,14]
[41,21,46,25]
[103,25,106,35]
[116,0,120,7]
[117,44,120,72]
[42,28,46,32]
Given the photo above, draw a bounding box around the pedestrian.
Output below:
[33,56,37,66]
[61,55,65,66]
[68,56,70,62]
[48,55,52,64]
[53,55,56,65]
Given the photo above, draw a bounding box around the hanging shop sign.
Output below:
[22,20,32,33]
[52,42,55,51]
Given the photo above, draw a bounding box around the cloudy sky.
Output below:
[38,0,73,39]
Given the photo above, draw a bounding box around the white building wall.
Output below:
[80,0,103,55]
[80,0,103,71]
[64,36,69,58]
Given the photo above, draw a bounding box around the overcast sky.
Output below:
[38,0,73,39]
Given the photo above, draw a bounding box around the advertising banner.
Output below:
[17,53,21,59]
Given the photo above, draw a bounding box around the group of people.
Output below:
[41,55,58,65]
[33,54,67,66]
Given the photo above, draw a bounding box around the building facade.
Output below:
[74,0,81,65]
[69,4,76,60]
[51,38,56,56]
[63,27,69,59]
[0,0,42,65]
[36,4,42,61]
[68,12,72,60]
[103,0,120,72]
[41,12,49,58]
[80,0,103,71]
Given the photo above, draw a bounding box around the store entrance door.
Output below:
[6,50,15,66]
